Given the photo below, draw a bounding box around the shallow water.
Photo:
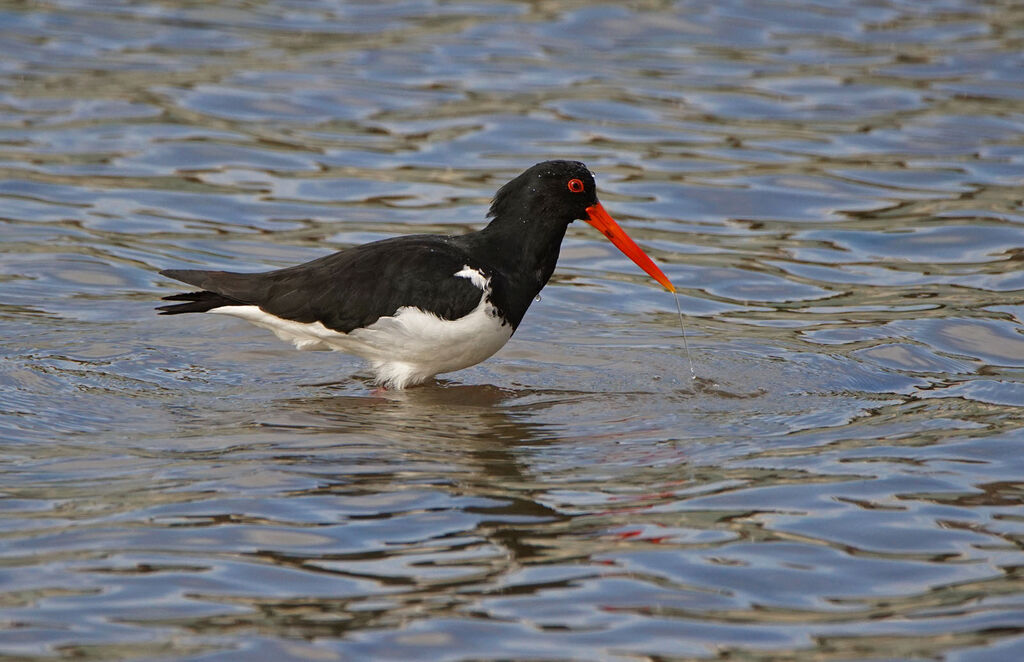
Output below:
[3,1,1024,660]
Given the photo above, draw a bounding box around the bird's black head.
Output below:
[479,158,676,295]
[487,160,598,225]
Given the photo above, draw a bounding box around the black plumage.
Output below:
[159,236,492,332]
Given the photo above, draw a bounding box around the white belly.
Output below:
[210,277,513,389]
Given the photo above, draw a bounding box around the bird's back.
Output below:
[158,235,491,333]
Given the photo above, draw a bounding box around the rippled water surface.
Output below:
[3,1,1024,660]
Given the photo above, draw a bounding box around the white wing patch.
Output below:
[454,265,489,291]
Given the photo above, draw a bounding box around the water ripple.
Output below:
[2,0,1024,660]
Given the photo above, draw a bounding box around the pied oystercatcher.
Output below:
[158,160,675,388]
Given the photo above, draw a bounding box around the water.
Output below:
[3,1,1024,659]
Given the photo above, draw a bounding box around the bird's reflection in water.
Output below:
[264,379,572,518]
[193,383,586,640]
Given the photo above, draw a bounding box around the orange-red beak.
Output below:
[584,202,675,292]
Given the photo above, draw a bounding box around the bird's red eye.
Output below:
[567,178,585,193]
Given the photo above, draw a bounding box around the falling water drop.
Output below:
[674,292,696,381]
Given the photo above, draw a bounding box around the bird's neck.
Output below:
[471,213,571,294]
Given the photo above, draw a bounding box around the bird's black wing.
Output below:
[158,235,488,333]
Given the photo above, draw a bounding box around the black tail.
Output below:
[156,290,242,315]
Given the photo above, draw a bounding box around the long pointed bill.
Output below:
[584,202,675,292]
